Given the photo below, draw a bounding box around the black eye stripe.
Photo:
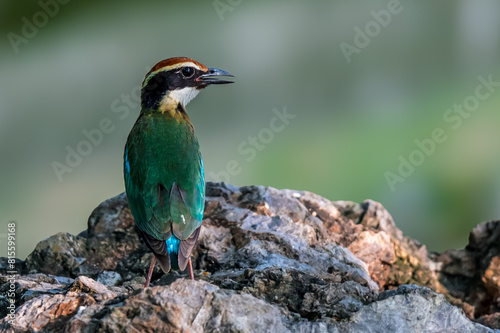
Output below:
[141,68,203,109]
[145,68,201,89]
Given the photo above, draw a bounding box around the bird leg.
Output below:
[144,255,156,288]
[188,257,194,281]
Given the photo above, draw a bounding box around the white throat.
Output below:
[167,87,200,107]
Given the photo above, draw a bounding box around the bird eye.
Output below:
[181,67,195,78]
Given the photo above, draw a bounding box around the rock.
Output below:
[23,232,87,277]
[478,314,500,330]
[96,271,121,287]
[70,276,118,301]
[0,274,72,319]
[432,221,500,321]
[0,182,499,332]
[345,285,494,333]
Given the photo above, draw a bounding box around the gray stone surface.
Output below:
[96,271,121,287]
[0,182,499,332]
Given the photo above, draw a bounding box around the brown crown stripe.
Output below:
[146,57,208,78]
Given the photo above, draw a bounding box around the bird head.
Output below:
[141,57,234,111]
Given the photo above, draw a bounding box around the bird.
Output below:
[123,57,233,287]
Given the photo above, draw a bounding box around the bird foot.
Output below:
[144,255,156,288]
[188,258,194,281]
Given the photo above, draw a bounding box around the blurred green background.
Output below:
[1,0,500,259]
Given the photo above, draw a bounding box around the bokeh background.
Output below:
[1,0,500,259]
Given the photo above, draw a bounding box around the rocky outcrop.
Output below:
[1,183,499,332]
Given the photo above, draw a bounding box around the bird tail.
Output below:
[177,227,201,271]
[139,230,171,273]
[155,253,171,274]
[138,226,201,273]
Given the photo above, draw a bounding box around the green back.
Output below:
[124,112,205,241]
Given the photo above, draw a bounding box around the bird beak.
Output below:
[198,67,234,86]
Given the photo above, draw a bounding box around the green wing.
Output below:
[124,114,204,241]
